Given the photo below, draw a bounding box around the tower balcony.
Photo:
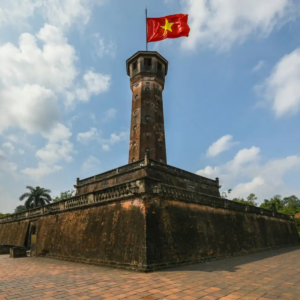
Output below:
[126,51,168,80]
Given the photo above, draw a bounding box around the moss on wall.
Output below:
[37,199,146,267]
[146,199,300,268]
[0,196,298,271]
[0,220,29,246]
[0,199,146,269]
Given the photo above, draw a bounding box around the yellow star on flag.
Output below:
[161,19,174,35]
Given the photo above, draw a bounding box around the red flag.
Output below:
[147,14,190,43]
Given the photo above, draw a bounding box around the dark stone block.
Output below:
[0,245,11,254]
[10,247,27,258]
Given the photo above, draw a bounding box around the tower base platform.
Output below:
[0,158,299,272]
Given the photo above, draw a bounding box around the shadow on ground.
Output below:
[162,245,300,273]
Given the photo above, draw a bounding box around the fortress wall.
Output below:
[0,220,29,246]
[146,199,300,269]
[0,199,146,270]
[1,192,299,272]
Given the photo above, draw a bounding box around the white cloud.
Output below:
[18,149,25,155]
[83,70,110,95]
[232,177,265,197]
[0,0,106,31]
[197,146,300,202]
[77,127,99,144]
[93,33,116,58]
[0,0,41,30]
[0,25,77,93]
[19,122,74,179]
[0,149,17,174]
[0,24,111,134]
[77,128,128,149]
[82,155,100,172]
[22,163,62,180]
[2,142,15,154]
[102,108,117,122]
[5,133,35,149]
[36,140,74,165]
[252,60,265,73]
[102,144,110,151]
[182,0,297,50]
[0,85,60,134]
[42,123,72,143]
[109,132,128,145]
[21,136,75,179]
[233,146,260,166]
[259,47,300,117]
[206,135,238,157]
[75,71,111,102]
[0,25,72,134]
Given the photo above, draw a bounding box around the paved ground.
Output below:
[1,246,300,300]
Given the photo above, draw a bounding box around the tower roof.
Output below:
[126,51,168,76]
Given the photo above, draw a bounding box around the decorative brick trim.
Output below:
[0,179,294,224]
[159,184,294,221]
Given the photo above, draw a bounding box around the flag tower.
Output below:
[126,51,168,164]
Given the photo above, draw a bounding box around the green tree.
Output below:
[260,195,284,212]
[0,213,11,218]
[232,193,258,206]
[14,205,27,214]
[19,186,52,209]
[260,195,300,215]
[221,189,232,199]
[246,193,258,206]
[282,195,300,215]
[53,190,75,202]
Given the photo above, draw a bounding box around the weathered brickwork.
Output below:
[0,179,299,271]
[0,220,29,246]
[37,199,146,269]
[146,199,299,270]
[0,199,147,270]
[75,157,220,198]
[127,51,168,164]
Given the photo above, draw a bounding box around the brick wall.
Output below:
[0,199,146,270]
[0,195,298,272]
[0,220,29,246]
[146,198,300,270]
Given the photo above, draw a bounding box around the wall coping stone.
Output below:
[76,159,219,188]
[0,178,295,224]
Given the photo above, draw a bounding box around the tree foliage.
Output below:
[14,205,27,214]
[19,186,52,209]
[53,190,75,202]
[232,193,258,206]
[0,213,11,218]
[260,195,284,212]
[260,195,300,215]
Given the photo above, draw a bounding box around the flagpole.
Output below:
[145,6,148,51]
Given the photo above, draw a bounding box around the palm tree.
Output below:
[19,186,52,209]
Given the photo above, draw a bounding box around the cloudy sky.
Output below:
[0,0,300,213]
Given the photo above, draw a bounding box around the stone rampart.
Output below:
[146,197,299,270]
[0,165,299,271]
[0,196,146,270]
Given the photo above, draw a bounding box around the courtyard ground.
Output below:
[1,246,300,300]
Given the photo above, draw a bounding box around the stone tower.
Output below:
[126,51,168,164]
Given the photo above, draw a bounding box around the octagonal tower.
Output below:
[126,51,168,164]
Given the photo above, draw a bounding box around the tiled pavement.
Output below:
[1,246,300,300]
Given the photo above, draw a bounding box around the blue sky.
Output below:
[1,0,300,213]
